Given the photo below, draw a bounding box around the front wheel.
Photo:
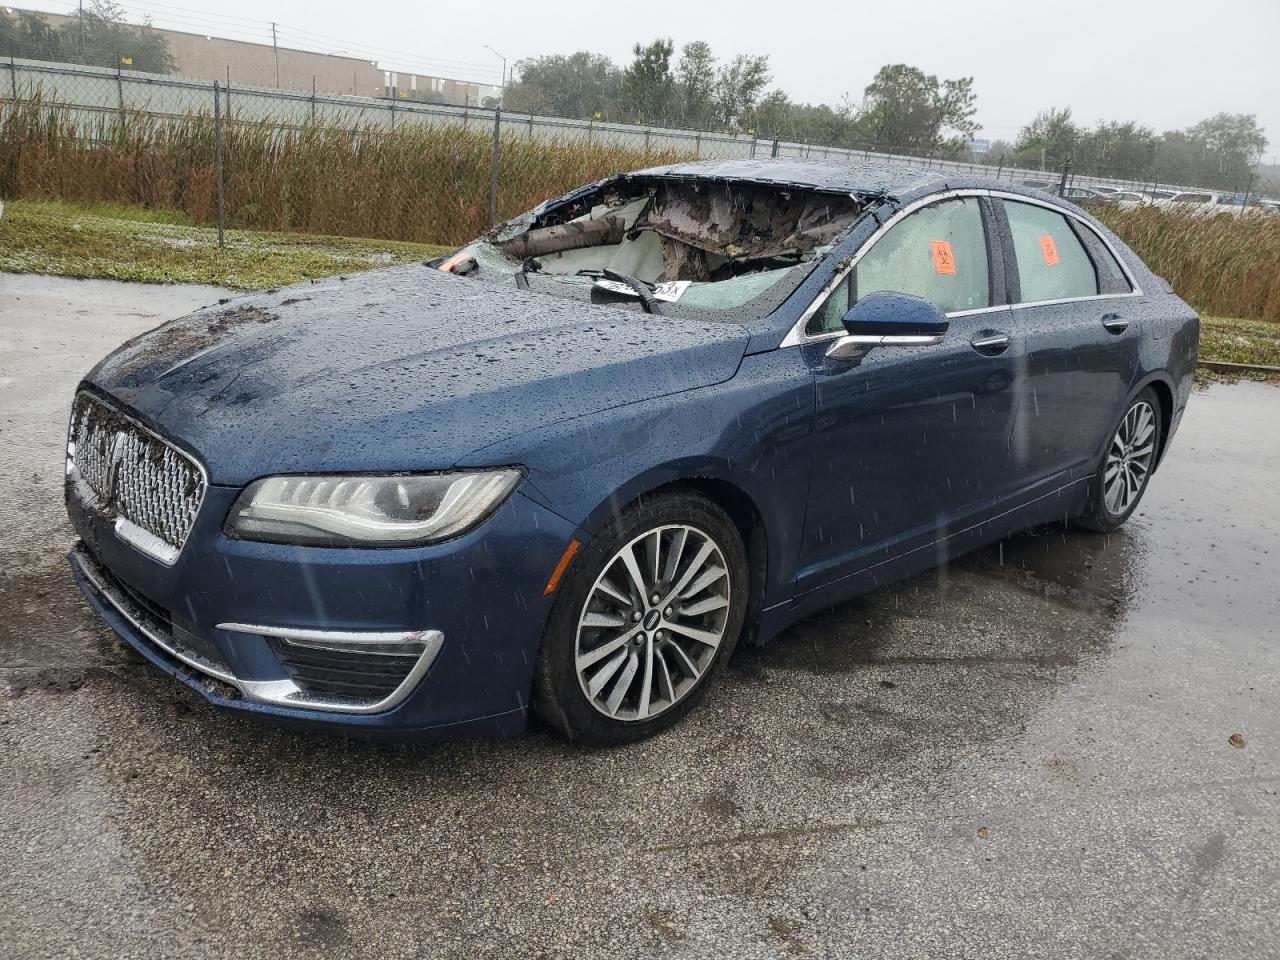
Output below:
[532,492,748,745]
[1076,388,1162,533]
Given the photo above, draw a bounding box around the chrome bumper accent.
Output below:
[217,622,444,715]
[71,545,443,715]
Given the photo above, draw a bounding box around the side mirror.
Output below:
[827,291,949,360]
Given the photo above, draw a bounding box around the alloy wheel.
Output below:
[1104,400,1157,516]
[575,524,732,722]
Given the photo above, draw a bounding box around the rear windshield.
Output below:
[440,177,869,322]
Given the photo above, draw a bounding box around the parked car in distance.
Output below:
[1060,185,1112,206]
[1109,191,1151,208]
[65,159,1200,745]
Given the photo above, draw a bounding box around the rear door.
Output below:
[996,196,1143,501]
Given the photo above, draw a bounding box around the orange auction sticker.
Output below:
[930,240,956,275]
[1039,234,1059,265]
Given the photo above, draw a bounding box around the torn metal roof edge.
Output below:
[623,158,945,199]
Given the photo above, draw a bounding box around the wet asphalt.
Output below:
[1,271,1278,960]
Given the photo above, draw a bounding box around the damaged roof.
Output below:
[622,158,953,200]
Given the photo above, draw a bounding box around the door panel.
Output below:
[996,198,1142,498]
[1004,300,1140,496]
[795,311,1019,593]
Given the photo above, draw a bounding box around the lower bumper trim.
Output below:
[69,544,444,716]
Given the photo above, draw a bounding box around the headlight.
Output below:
[225,470,522,547]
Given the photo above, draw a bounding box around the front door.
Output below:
[792,195,1019,595]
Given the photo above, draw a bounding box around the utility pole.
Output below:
[483,45,506,107]
[271,22,280,88]
[78,0,84,62]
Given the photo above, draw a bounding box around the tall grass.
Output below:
[0,97,690,246]
[1095,206,1280,323]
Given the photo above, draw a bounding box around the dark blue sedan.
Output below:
[65,160,1199,744]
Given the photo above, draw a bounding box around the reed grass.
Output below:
[0,97,690,247]
[1095,206,1280,324]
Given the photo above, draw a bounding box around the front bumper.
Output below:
[67,485,581,739]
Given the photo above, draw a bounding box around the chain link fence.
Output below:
[3,55,1277,244]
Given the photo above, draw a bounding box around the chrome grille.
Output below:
[68,392,206,562]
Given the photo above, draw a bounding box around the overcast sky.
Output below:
[21,0,1280,160]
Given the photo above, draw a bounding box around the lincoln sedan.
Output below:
[65,159,1199,744]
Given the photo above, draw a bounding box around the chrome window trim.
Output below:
[780,188,1144,349]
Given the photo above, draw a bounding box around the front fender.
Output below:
[458,349,816,609]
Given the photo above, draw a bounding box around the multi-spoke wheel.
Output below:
[533,492,748,744]
[1077,388,1163,533]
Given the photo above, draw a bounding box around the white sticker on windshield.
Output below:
[593,279,692,302]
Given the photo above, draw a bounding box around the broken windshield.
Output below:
[439,176,869,321]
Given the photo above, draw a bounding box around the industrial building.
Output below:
[15,8,501,106]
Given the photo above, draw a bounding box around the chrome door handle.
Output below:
[1102,313,1130,334]
[970,333,1011,356]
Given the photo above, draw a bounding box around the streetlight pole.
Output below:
[483,44,506,107]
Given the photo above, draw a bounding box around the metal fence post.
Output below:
[116,57,124,112]
[213,81,226,248]
[695,132,701,158]
[10,56,18,103]
[771,138,779,158]
[225,65,231,115]
[644,127,650,153]
[310,76,316,123]
[750,136,757,159]
[489,107,501,228]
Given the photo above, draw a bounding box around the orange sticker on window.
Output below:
[930,240,956,275]
[1039,234,1059,266]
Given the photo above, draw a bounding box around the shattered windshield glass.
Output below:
[441,176,868,320]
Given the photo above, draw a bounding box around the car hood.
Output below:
[87,264,750,486]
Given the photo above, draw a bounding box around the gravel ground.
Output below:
[1,272,1278,960]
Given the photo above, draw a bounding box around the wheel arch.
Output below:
[577,464,772,645]
[1131,372,1175,468]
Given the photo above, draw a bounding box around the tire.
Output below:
[1076,387,1163,533]
[532,491,749,746]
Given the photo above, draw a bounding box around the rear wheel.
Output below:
[532,492,748,745]
[1076,387,1162,532]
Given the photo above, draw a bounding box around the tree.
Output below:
[0,9,63,61]
[506,52,622,120]
[1077,120,1157,179]
[675,40,716,128]
[860,64,977,157]
[64,1,172,72]
[1,2,170,71]
[622,38,674,125]
[1012,107,1081,171]
[714,54,770,129]
[1187,113,1267,186]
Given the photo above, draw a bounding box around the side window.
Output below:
[1072,223,1133,295]
[1002,200,1098,303]
[813,275,850,334]
[807,197,991,335]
